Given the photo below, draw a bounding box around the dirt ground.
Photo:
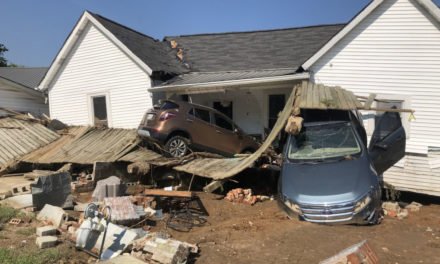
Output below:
[161,192,440,264]
[1,191,439,264]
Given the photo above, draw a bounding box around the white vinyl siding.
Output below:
[310,0,440,195]
[48,22,152,128]
[0,79,48,116]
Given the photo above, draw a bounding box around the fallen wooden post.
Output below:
[144,189,193,198]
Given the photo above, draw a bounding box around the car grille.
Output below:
[299,202,355,223]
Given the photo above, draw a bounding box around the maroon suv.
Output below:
[138,100,259,157]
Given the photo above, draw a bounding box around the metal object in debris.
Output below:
[76,203,112,260]
[319,240,378,264]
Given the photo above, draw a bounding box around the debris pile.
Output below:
[224,188,270,205]
[382,201,423,220]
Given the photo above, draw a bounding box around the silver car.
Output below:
[278,109,405,224]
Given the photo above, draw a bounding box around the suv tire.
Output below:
[165,136,190,157]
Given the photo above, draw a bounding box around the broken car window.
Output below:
[288,122,361,161]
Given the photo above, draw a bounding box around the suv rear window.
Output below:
[189,108,211,123]
[161,101,179,110]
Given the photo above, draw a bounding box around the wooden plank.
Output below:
[363,93,377,110]
[298,81,307,108]
[335,86,350,110]
[144,189,194,198]
[317,84,327,109]
[306,81,314,108]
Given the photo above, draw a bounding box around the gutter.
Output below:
[148,72,310,92]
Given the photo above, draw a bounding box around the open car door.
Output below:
[368,111,406,175]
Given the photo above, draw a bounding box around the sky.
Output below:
[1,0,439,67]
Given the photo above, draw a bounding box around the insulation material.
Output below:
[104,196,140,224]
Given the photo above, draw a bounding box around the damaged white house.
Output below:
[38,0,440,195]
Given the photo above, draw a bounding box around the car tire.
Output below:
[165,136,190,157]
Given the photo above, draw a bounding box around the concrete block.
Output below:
[37,204,68,228]
[36,236,58,249]
[36,226,57,236]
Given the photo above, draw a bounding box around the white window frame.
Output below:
[87,92,112,127]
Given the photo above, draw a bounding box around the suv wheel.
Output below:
[165,136,190,157]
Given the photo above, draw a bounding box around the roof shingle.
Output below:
[0,67,48,88]
[165,24,345,72]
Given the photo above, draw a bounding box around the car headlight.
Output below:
[354,194,372,213]
[283,196,301,214]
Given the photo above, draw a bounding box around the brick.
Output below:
[36,226,57,236]
[36,236,58,249]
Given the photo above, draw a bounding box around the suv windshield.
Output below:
[287,122,361,161]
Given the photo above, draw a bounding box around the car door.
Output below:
[212,113,242,155]
[187,107,217,151]
[368,111,406,175]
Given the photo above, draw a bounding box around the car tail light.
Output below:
[159,112,176,121]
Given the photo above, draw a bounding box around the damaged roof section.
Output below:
[22,127,142,164]
[0,116,60,173]
[164,24,345,72]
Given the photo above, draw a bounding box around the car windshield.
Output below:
[287,122,361,161]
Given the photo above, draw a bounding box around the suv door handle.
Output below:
[216,130,222,134]
[186,119,193,123]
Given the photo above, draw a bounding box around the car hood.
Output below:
[280,156,376,205]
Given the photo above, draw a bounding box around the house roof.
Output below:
[0,67,48,89]
[165,24,345,73]
[89,13,188,75]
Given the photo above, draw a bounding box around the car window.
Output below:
[374,111,402,141]
[189,108,211,123]
[214,113,233,131]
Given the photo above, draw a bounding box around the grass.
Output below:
[0,206,19,224]
[15,227,36,236]
[0,248,61,264]
[0,205,34,224]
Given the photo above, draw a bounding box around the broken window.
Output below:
[92,96,108,127]
[214,114,233,131]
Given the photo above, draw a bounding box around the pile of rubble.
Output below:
[382,201,423,220]
[0,168,204,263]
[224,188,270,205]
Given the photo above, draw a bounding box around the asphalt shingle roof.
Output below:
[90,12,188,75]
[0,67,48,88]
[165,24,345,72]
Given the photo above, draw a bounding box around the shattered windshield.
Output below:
[287,122,361,161]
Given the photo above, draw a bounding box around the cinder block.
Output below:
[36,226,57,236]
[36,236,58,249]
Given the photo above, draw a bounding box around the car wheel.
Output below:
[165,136,190,157]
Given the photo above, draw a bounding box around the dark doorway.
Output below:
[213,101,233,119]
[268,94,285,129]
[92,96,108,127]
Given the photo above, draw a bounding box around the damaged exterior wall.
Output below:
[47,22,153,129]
[310,0,440,195]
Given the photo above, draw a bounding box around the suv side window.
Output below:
[189,108,211,123]
[214,113,233,131]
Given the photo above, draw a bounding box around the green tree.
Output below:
[0,44,8,67]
